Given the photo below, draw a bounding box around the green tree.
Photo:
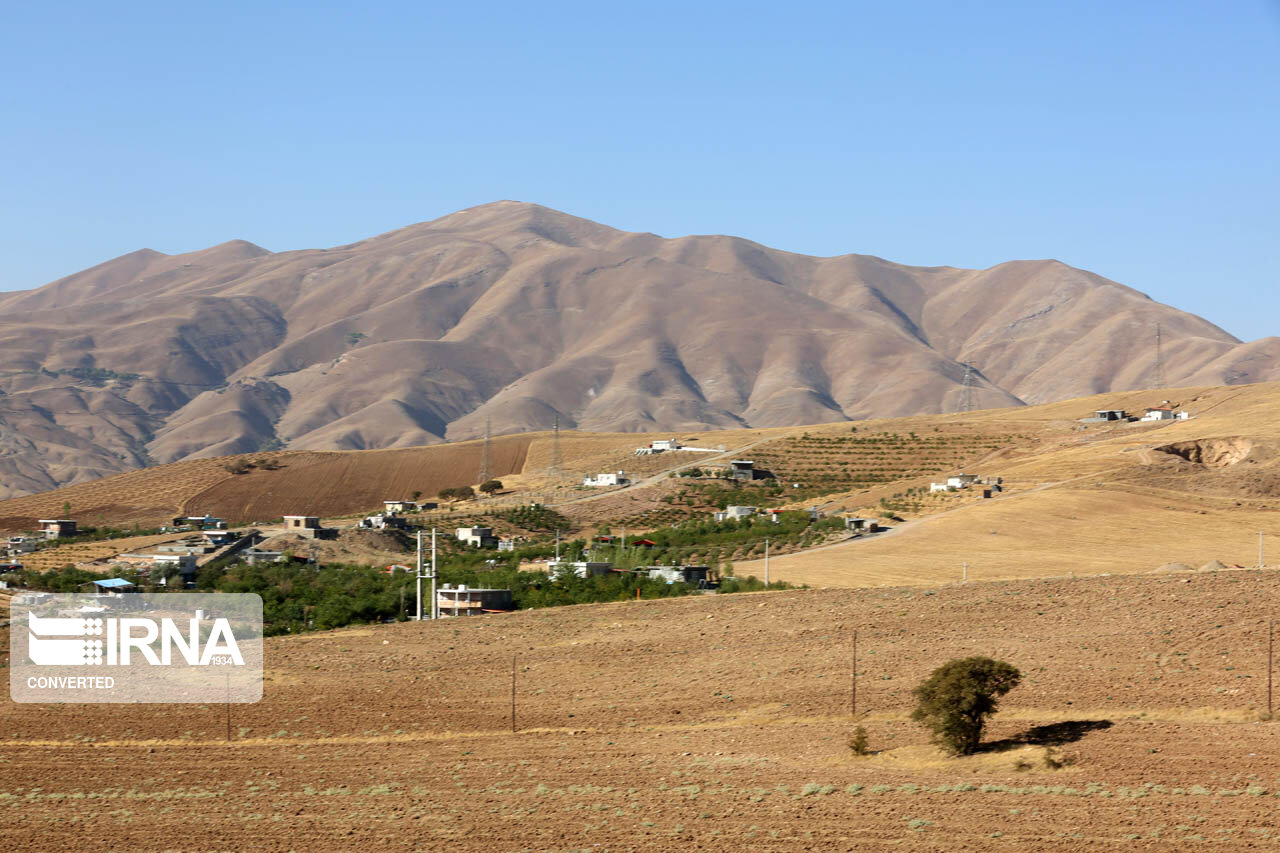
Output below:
[438,486,475,501]
[479,479,503,495]
[910,657,1021,755]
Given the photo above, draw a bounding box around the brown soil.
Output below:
[186,437,531,524]
[257,528,416,566]
[1155,437,1262,467]
[5,569,1280,850]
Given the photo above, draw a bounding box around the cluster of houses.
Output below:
[1083,404,1191,424]
[583,460,770,487]
[708,505,882,534]
[108,525,259,586]
[928,473,1003,497]
[545,560,713,587]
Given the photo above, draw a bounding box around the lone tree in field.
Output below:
[479,479,503,495]
[911,657,1021,755]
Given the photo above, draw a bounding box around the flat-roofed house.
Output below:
[38,519,77,540]
[436,585,514,617]
[456,526,497,548]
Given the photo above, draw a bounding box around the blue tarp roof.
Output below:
[93,578,134,588]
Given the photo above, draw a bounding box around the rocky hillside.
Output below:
[0,201,1274,497]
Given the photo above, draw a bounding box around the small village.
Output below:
[0,396,1197,628]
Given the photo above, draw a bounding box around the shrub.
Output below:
[848,725,871,755]
[478,479,504,495]
[438,486,475,501]
[911,657,1021,755]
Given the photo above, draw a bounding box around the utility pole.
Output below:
[554,529,561,563]
[963,561,968,583]
[431,528,439,620]
[764,538,770,588]
[1260,531,1265,569]
[415,530,424,620]
[511,654,518,733]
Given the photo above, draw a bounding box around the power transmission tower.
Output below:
[958,363,975,413]
[1154,324,1167,389]
[478,416,492,484]
[548,414,562,476]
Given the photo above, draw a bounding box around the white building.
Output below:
[547,561,614,579]
[455,526,497,548]
[947,473,980,489]
[583,471,629,487]
[645,565,711,585]
[1141,407,1189,422]
[713,505,757,522]
[359,512,406,530]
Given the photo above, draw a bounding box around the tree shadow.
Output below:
[979,719,1113,753]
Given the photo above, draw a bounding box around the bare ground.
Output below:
[5,569,1280,850]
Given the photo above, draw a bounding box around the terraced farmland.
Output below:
[748,429,1020,501]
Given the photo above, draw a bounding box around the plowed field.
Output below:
[6,569,1280,850]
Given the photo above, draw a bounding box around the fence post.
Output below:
[851,628,858,718]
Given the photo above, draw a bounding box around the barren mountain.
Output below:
[0,201,1274,498]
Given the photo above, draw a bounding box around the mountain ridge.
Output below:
[0,201,1273,498]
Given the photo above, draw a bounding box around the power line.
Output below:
[478,416,492,484]
[958,363,975,413]
[548,414,562,477]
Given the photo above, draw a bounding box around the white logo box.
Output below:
[10,593,262,703]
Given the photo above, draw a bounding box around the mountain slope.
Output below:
[0,201,1274,498]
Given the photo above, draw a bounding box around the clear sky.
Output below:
[2,1,1277,340]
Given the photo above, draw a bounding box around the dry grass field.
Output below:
[0,437,532,531]
[9,532,194,573]
[5,569,1280,850]
[737,382,1280,587]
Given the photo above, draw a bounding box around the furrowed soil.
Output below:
[6,569,1280,851]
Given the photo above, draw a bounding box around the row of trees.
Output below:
[436,480,503,502]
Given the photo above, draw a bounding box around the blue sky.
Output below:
[2,1,1277,340]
